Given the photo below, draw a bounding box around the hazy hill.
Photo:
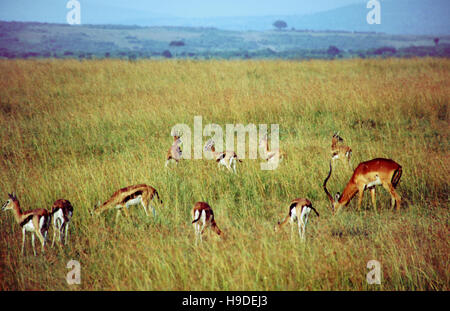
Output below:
[0,0,449,35]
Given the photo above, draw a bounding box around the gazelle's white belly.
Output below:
[367,176,382,188]
[125,196,143,208]
[23,217,45,232]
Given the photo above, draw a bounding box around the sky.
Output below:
[0,0,369,21]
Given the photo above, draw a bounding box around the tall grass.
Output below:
[0,58,448,290]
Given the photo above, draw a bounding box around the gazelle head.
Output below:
[204,139,215,152]
[332,132,344,143]
[2,192,17,211]
[171,129,183,143]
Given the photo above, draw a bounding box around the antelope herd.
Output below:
[1,131,403,255]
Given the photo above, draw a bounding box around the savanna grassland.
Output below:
[0,58,448,291]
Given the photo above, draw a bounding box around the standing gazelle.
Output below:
[165,129,183,167]
[259,134,286,165]
[1,193,51,256]
[93,184,164,221]
[204,139,241,173]
[323,158,402,213]
[50,199,73,247]
[275,198,319,240]
[191,202,222,244]
[331,132,352,167]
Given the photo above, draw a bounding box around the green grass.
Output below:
[0,58,448,290]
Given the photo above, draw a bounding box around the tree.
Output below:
[327,45,340,57]
[273,20,287,31]
[162,50,172,58]
[434,37,440,47]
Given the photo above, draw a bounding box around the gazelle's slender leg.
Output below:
[357,186,365,211]
[22,228,26,255]
[140,197,149,216]
[52,223,57,247]
[370,187,377,212]
[64,223,69,245]
[31,233,36,256]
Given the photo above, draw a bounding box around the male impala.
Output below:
[204,139,241,173]
[165,129,183,167]
[275,198,319,240]
[323,158,402,213]
[50,199,74,247]
[191,202,222,244]
[2,193,51,256]
[93,184,164,220]
[259,134,286,165]
[331,132,352,167]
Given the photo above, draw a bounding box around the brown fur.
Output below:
[323,158,402,213]
[2,193,50,255]
[331,133,352,166]
[93,184,162,218]
[275,198,319,231]
[191,202,222,238]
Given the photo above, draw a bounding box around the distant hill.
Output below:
[0,0,448,35]
[0,21,449,60]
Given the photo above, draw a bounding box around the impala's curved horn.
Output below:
[323,161,335,212]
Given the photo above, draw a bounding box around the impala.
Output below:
[50,199,74,247]
[191,202,222,244]
[204,139,241,173]
[1,192,51,256]
[259,133,286,165]
[331,132,352,167]
[93,184,164,220]
[165,129,183,167]
[323,158,402,213]
[275,198,319,240]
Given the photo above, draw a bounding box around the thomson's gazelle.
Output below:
[1,193,51,256]
[93,184,164,221]
[204,139,241,173]
[165,129,183,167]
[275,198,319,240]
[50,199,74,247]
[191,202,222,244]
[259,133,286,165]
[331,132,352,168]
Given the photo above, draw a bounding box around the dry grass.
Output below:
[0,58,448,290]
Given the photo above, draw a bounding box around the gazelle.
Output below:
[275,198,319,240]
[50,199,73,247]
[165,129,183,167]
[191,202,222,244]
[259,133,286,165]
[331,132,352,167]
[93,184,164,221]
[323,158,402,213]
[1,193,51,256]
[204,139,241,173]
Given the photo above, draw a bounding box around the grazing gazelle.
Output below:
[275,198,319,240]
[331,132,352,167]
[323,158,402,213]
[259,133,286,165]
[93,184,164,221]
[191,202,222,244]
[50,199,73,247]
[204,139,241,173]
[165,129,183,167]
[1,193,51,256]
